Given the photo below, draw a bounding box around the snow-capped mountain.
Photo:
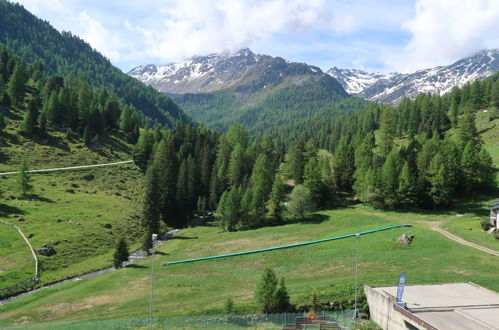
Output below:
[128,48,336,95]
[327,68,404,95]
[328,49,499,103]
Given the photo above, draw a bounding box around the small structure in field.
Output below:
[491,200,499,231]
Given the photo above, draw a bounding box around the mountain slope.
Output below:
[129,48,367,137]
[328,49,499,103]
[0,0,189,126]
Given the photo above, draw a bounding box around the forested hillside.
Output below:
[0,0,189,127]
[0,46,141,145]
[133,72,497,237]
[173,78,367,142]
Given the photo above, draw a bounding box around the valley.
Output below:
[0,1,499,329]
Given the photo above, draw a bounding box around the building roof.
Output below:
[373,282,499,330]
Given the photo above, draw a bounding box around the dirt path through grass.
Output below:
[426,221,499,257]
[0,160,133,176]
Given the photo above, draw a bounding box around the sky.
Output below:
[15,0,499,73]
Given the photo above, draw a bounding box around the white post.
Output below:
[354,233,360,321]
[149,233,157,329]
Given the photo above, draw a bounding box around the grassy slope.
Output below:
[1,205,498,324]
[0,109,144,289]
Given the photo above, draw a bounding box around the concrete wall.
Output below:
[365,285,431,330]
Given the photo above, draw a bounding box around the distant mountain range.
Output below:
[130,48,499,105]
[328,49,499,103]
[128,48,339,95]
[130,48,366,136]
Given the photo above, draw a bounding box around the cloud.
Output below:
[131,0,335,63]
[78,11,124,61]
[386,0,499,72]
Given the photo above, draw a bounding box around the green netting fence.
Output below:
[0,310,355,329]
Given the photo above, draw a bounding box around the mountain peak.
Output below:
[128,48,334,94]
[328,48,499,103]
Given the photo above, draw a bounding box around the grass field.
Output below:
[0,223,34,289]
[1,204,498,325]
[0,111,146,291]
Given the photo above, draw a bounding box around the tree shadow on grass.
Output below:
[29,194,55,203]
[125,264,147,269]
[389,186,499,219]
[169,235,198,240]
[153,251,169,256]
[286,213,330,225]
[0,203,26,215]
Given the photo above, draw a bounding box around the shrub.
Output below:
[480,219,492,231]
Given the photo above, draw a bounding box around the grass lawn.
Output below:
[0,223,34,289]
[0,111,145,290]
[1,204,498,325]
[0,165,144,287]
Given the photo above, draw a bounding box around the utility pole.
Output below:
[354,233,360,321]
[149,233,157,329]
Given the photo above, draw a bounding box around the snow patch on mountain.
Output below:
[328,49,499,103]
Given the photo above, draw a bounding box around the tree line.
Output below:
[0,0,189,127]
[137,72,498,242]
[0,46,141,143]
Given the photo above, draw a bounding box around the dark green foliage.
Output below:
[113,236,129,269]
[133,130,154,171]
[267,175,287,224]
[288,185,312,218]
[0,0,189,126]
[224,298,235,315]
[255,268,291,313]
[0,45,144,143]
[0,112,5,132]
[16,159,32,198]
[6,61,26,106]
[20,108,34,136]
[142,165,160,234]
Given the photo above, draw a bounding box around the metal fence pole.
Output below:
[354,233,360,321]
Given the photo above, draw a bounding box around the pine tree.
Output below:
[379,104,396,155]
[0,112,5,133]
[461,141,480,189]
[255,267,278,313]
[288,184,312,218]
[398,162,417,207]
[83,125,92,145]
[333,137,354,191]
[133,130,154,171]
[427,153,453,207]
[6,62,26,106]
[44,90,60,125]
[457,112,480,147]
[154,140,179,227]
[491,81,499,109]
[274,277,291,313]
[142,164,161,234]
[20,109,34,136]
[289,137,306,184]
[228,144,245,186]
[113,236,129,268]
[216,187,241,231]
[477,147,495,187]
[16,159,33,198]
[303,157,322,209]
[380,150,402,208]
[267,174,287,224]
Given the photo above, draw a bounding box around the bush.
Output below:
[224,297,235,314]
[480,219,492,231]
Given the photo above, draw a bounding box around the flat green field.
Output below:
[1,204,498,325]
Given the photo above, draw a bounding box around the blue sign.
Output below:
[395,272,406,307]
